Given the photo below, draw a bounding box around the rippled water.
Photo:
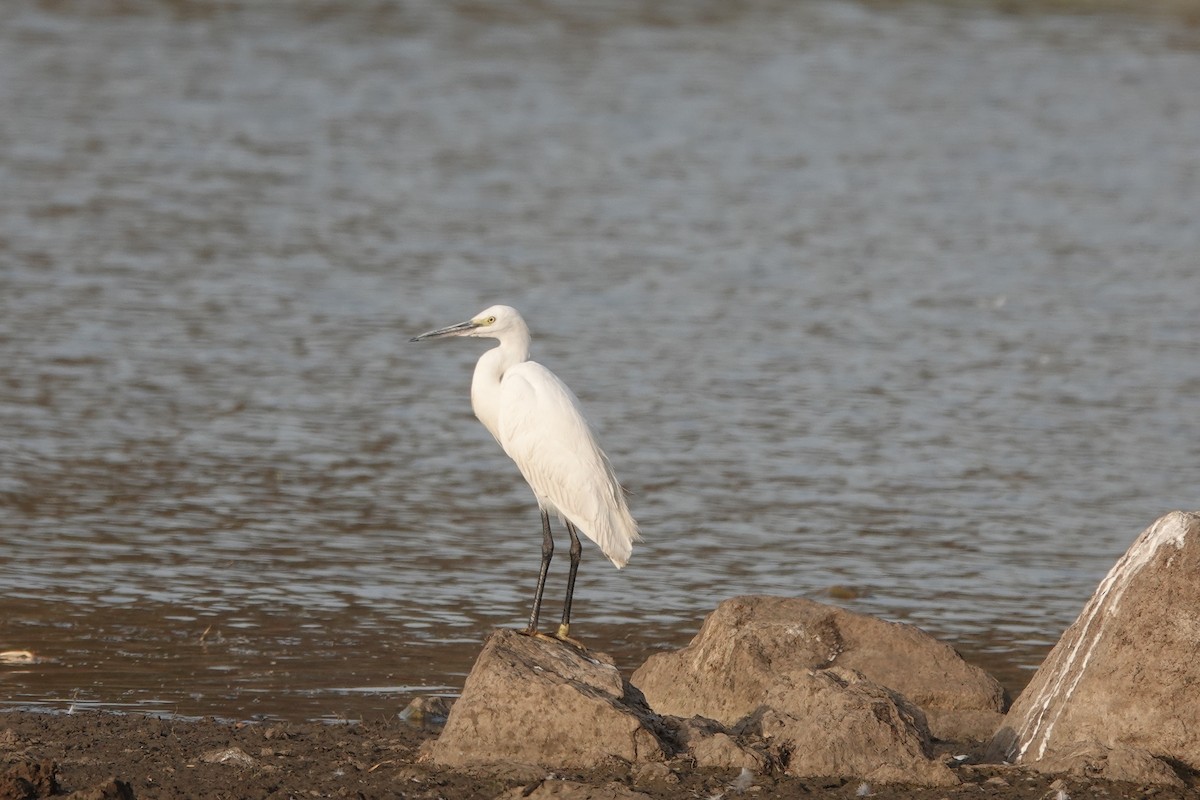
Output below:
[1,0,1198,721]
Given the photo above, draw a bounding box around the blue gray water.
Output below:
[1,0,1198,721]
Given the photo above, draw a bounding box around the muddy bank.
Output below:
[1,709,1195,800]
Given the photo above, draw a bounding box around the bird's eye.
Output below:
[485,316,497,325]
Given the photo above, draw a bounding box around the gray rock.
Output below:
[423,629,670,770]
[630,596,1005,740]
[989,510,1200,785]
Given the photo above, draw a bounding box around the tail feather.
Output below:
[590,505,640,569]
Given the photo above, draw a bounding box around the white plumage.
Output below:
[411,304,640,642]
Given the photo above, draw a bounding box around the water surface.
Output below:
[1,0,1199,721]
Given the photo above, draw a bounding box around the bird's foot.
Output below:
[518,627,560,644]
[516,625,586,652]
[554,623,587,652]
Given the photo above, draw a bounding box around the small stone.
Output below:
[687,731,764,771]
[0,651,34,665]
[200,746,256,766]
[632,761,675,784]
[398,696,453,730]
[263,726,291,740]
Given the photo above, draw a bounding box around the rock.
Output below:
[0,761,57,799]
[923,708,1004,743]
[425,629,670,770]
[0,776,35,800]
[631,596,1005,741]
[493,780,653,799]
[1032,742,1183,787]
[0,651,35,665]
[688,731,764,771]
[663,717,767,771]
[989,511,1200,783]
[630,762,675,784]
[199,746,255,766]
[749,667,958,786]
[398,695,453,730]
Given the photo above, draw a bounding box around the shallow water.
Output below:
[1,0,1198,722]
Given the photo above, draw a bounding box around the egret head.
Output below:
[410,304,528,342]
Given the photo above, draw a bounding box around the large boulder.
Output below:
[989,510,1200,786]
[423,630,670,770]
[631,596,1005,740]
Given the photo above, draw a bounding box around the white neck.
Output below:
[470,328,530,442]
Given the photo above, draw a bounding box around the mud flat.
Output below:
[0,708,1196,800]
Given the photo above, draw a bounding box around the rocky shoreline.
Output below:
[3,512,1198,799]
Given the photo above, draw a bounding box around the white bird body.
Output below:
[411,304,640,640]
[486,357,636,568]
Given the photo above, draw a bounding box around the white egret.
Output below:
[410,305,640,644]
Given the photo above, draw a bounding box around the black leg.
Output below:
[523,509,554,636]
[557,520,582,640]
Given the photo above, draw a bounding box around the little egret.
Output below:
[410,305,640,645]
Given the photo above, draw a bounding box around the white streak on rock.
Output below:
[1015,512,1190,760]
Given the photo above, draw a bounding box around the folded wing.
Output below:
[497,361,640,568]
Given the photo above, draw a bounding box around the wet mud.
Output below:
[2,710,1198,800]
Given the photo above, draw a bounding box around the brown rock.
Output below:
[664,717,767,771]
[923,708,1004,743]
[199,746,255,766]
[0,776,35,800]
[630,761,675,784]
[751,667,957,786]
[989,511,1200,784]
[399,695,453,730]
[0,761,57,799]
[1032,741,1183,787]
[425,629,669,770]
[630,596,1005,740]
